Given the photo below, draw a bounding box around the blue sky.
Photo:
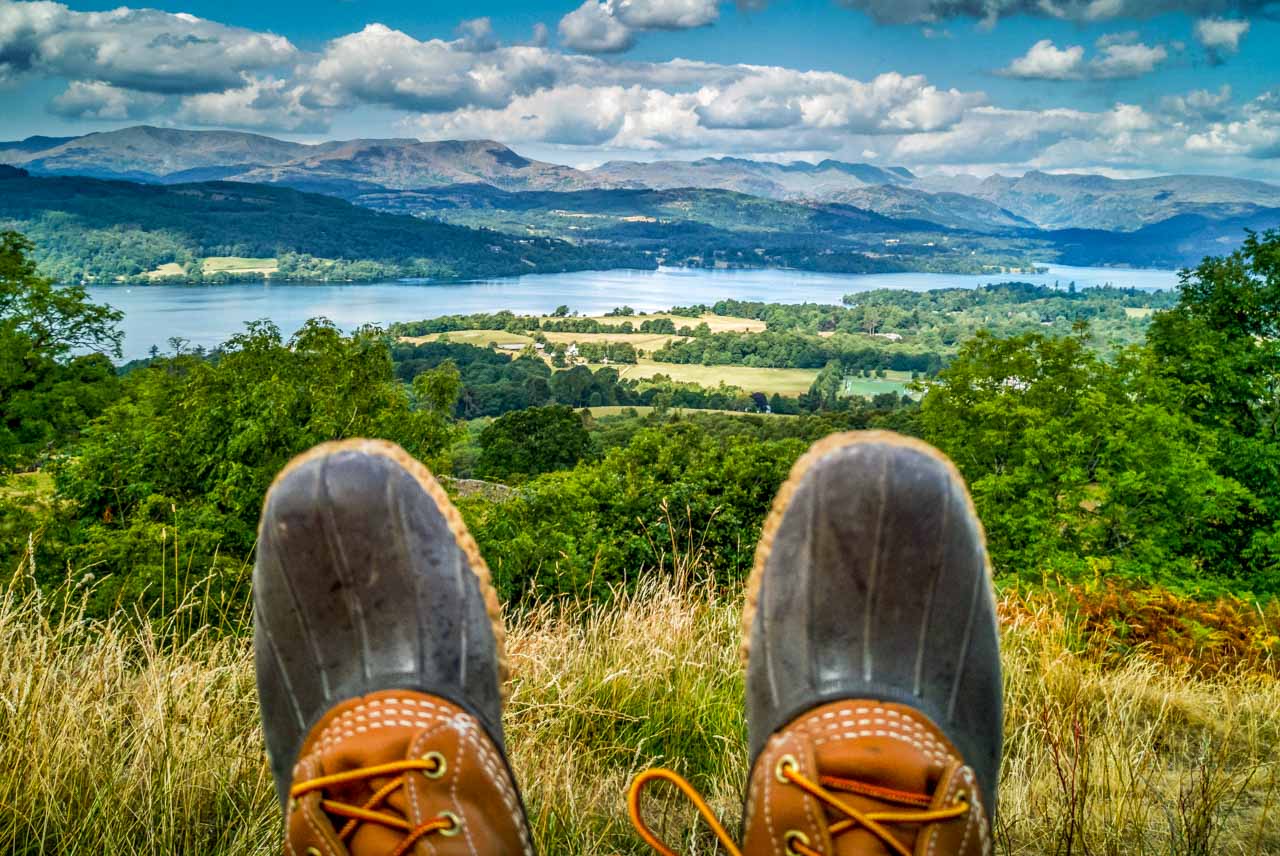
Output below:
[1,0,1277,178]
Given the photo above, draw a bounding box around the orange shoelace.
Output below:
[291,756,460,856]
[627,758,968,856]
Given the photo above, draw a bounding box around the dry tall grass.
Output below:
[1,578,1276,855]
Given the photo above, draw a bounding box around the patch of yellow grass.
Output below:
[0,471,54,502]
[585,313,765,333]
[201,257,279,275]
[144,262,187,279]
[2,577,1274,854]
[540,331,683,351]
[618,359,819,396]
[400,330,535,347]
[584,406,793,419]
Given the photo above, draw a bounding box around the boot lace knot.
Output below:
[291,754,461,856]
[627,757,969,856]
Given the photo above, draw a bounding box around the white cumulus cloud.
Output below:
[558,0,719,54]
[1160,84,1233,120]
[1000,40,1085,79]
[409,63,984,152]
[48,81,165,120]
[177,77,326,133]
[303,24,563,112]
[0,0,295,93]
[558,1,636,53]
[1000,35,1168,80]
[1185,89,1280,159]
[1194,16,1250,63]
[1089,41,1168,79]
[614,0,720,29]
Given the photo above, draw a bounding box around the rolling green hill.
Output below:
[353,184,1049,274]
[0,166,650,283]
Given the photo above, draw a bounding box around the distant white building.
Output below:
[873,332,903,342]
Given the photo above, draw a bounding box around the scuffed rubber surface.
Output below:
[254,440,506,806]
[745,432,1003,813]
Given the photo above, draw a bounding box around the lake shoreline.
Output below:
[77,259,1185,290]
[89,264,1183,361]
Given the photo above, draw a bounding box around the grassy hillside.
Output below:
[2,578,1274,855]
[0,166,651,283]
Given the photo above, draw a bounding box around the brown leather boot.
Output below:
[629,431,1001,856]
[254,439,533,855]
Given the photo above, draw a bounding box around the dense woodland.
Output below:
[2,228,1277,623]
[0,167,651,283]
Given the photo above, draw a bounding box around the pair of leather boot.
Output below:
[255,432,1002,856]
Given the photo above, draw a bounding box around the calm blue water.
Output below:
[88,264,1180,361]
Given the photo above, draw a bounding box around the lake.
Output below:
[88,264,1181,360]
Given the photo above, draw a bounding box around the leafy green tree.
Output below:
[55,319,460,614]
[0,231,122,470]
[919,329,1254,591]
[462,422,806,600]
[1145,229,1280,581]
[476,405,590,481]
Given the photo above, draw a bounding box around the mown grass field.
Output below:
[618,359,820,395]
[404,328,685,353]
[144,262,187,279]
[541,330,682,350]
[201,257,279,275]
[581,313,766,333]
[402,329,535,347]
[584,405,794,418]
[843,369,913,397]
[1,575,1275,855]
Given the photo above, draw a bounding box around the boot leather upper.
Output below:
[742,700,991,856]
[285,689,533,856]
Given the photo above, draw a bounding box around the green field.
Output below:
[842,369,913,397]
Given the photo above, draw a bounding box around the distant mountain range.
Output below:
[961,171,1280,232]
[0,126,593,193]
[3,125,1279,275]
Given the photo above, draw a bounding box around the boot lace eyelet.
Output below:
[438,810,463,837]
[775,754,798,783]
[422,750,447,779]
[784,829,810,855]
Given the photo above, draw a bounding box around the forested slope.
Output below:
[0,166,652,282]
